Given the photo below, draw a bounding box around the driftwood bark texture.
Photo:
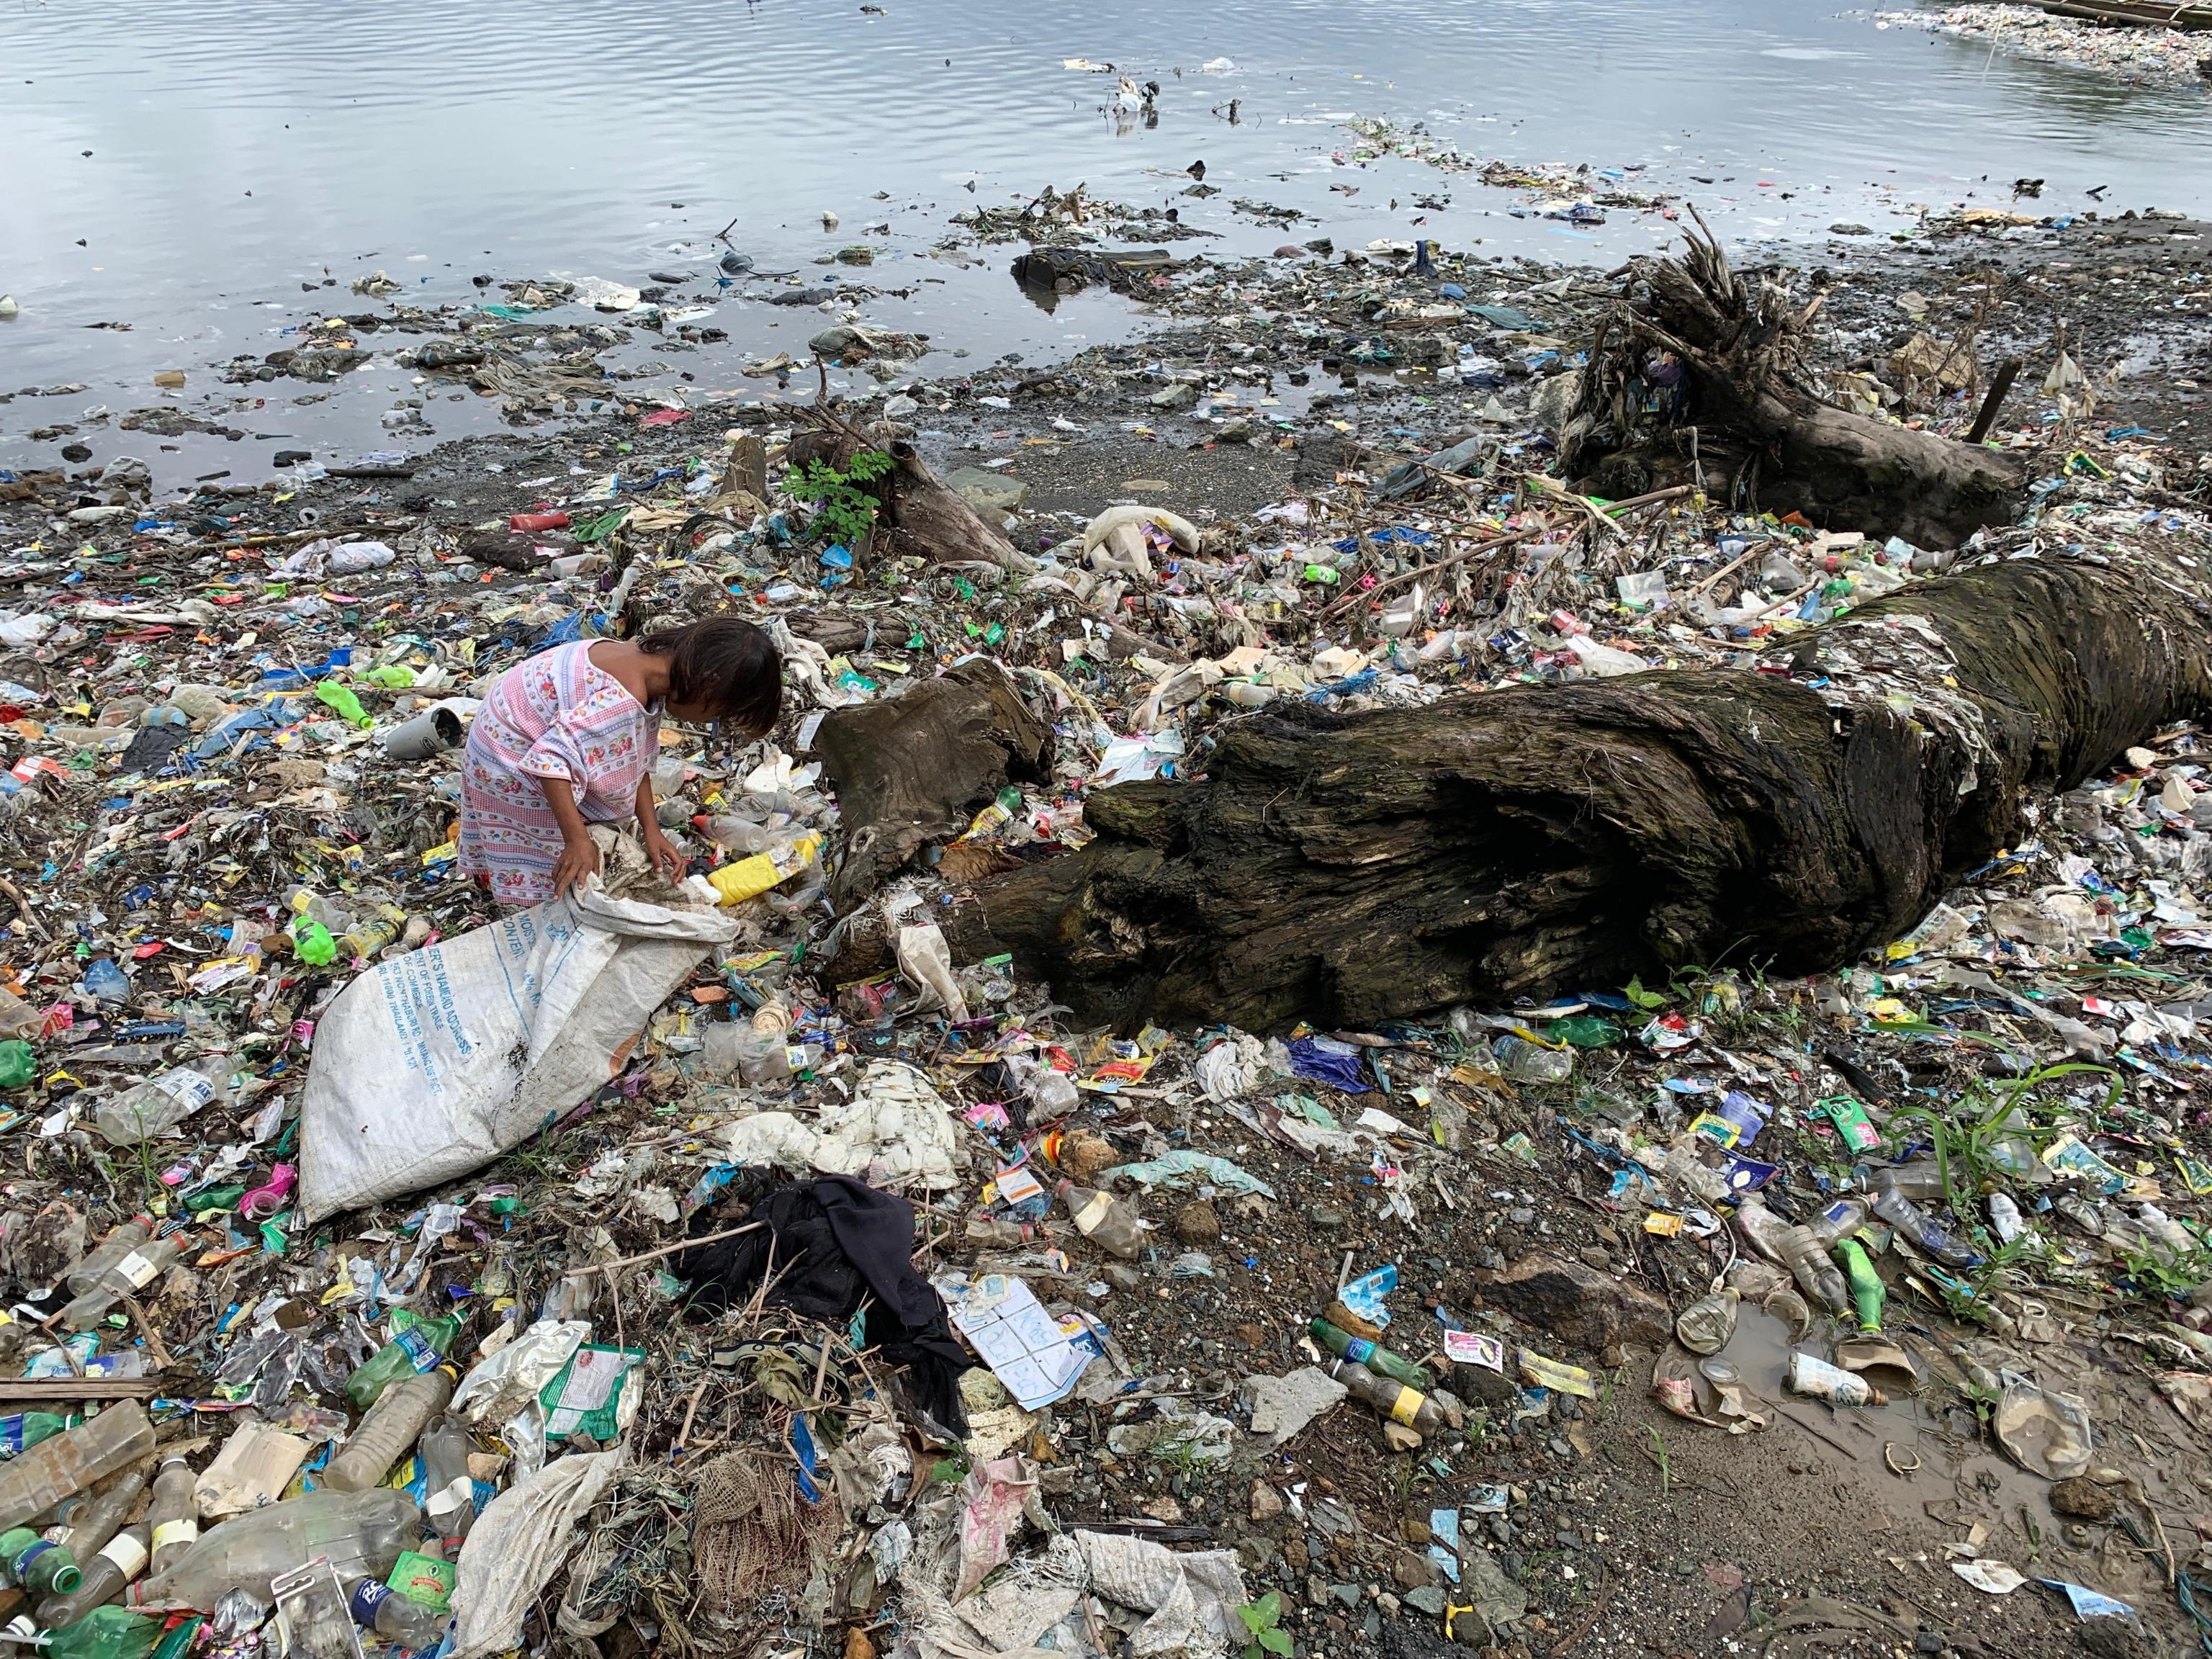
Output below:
[1564,216,2026,547]
[957,552,2212,1030]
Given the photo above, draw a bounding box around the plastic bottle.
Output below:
[130,1488,421,1609]
[706,833,823,907]
[1492,1035,1573,1084]
[66,1223,150,1297]
[416,1416,477,1542]
[1,1526,82,1594]
[148,1458,197,1575]
[1731,1195,1792,1266]
[964,1216,1038,1249]
[696,814,772,854]
[1674,1285,1740,1356]
[1834,1238,1884,1334]
[54,1469,146,1563]
[338,905,406,962]
[1307,1318,1432,1390]
[93,1057,232,1146]
[0,1042,36,1090]
[1853,1161,1946,1202]
[2138,1203,2198,1257]
[323,1367,456,1493]
[36,1523,148,1627]
[343,1313,463,1411]
[1780,1223,1851,1313]
[1785,1350,1883,1407]
[60,1236,183,1331]
[0,1403,155,1532]
[1326,1358,1456,1435]
[1869,1187,1984,1269]
[1809,1196,1869,1246]
[349,1574,451,1650]
[1056,1180,1142,1261]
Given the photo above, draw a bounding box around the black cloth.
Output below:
[679,1174,971,1434]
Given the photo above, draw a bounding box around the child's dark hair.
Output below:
[637,617,783,736]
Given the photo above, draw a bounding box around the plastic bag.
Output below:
[451,1449,623,1659]
[300,876,739,1220]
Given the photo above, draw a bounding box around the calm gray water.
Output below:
[4,0,2209,483]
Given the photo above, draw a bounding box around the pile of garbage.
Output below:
[2,217,2212,1659]
[1876,6,2212,86]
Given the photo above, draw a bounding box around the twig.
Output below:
[1318,527,1540,621]
[118,1293,174,1372]
[569,1220,765,1278]
[1965,357,2023,446]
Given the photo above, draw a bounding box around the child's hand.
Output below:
[641,827,686,886]
[553,834,603,899]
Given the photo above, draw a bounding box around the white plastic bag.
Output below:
[452,1449,624,1659]
[300,881,739,1219]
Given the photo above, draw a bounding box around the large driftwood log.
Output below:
[1564,215,2026,546]
[816,660,1053,913]
[950,547,2212,1030]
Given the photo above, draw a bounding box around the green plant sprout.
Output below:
[785,449,893,551]
[1236,1592,1294,1659]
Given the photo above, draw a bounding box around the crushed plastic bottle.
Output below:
[93,1056,232,1145]
[1870,1186,1984,1269]
[1674,1285,1740,1356]
[1493,1034,1573,1084]
[1057,1179,1142,1261]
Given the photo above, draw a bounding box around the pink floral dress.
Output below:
[458,642,659,905]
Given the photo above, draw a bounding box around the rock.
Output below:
[1149,381,1200,410]
[1213,418,1255,445]
[1404,1586,1446,1618]
[1282,1538,1309,1572]
[1174,1200,1222,1244]
[1489,1251,1672,1350]
[1250,1480,1285,1521]
[1454,1363,1518,1411]
[1328,1583,1362,1609]
[1242,1367,1347,1447]
[1382,1421,1424,1452]
[1393,1551,1436,1591]
[2050,1476,2118,1520]
[942,467,1028,520]
[1105,1264,1142,1291]
[1312,1208,1347,1231]
[1830,222,1873,235]
[1461,1542,1529,1624]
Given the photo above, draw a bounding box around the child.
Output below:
[457,618,782,907]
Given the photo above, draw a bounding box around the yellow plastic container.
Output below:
[706,833,822,907]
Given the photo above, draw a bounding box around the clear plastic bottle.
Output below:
[1853,1161,1946,1202]
[36,1523,148,1627]
[416,1416,477,1542]
[1675,1286,1740,1355]
[93,1058,232,1146]
[323,1368,455,1493]
[1327,1358,1456,1434]
[59,1236,183,1331]
[0,1403,155,1533]
[1056,1180,1142,1261]
[1780,1223,1851,1313]
[1493,1035,1574,1084]
[54,1469,145,1563]
[65,1222,150,1297]
[348,1573,451,1650]
[129,1488,421,1609]
[1809,1197,1869,1246]
[1870,1187,1984,1268]
[148,1458,198,1575]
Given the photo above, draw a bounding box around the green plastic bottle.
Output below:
[1308,1318,1433,1391]
[0,1040,35,1090]
[343,1311,463,1411]
[1,1524,82,1594]
[44,1604,160,1659]
[1834,1237,1885,1333]
[314,681,372,729]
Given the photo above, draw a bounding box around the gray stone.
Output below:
[1461,1543,1529,1625]
[1328,1583,1362,1609]
[1149,381,1201,410]
[1241,1367,1348,1448]
[1404,1586,1447,1618]
[942,466,1028,519]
